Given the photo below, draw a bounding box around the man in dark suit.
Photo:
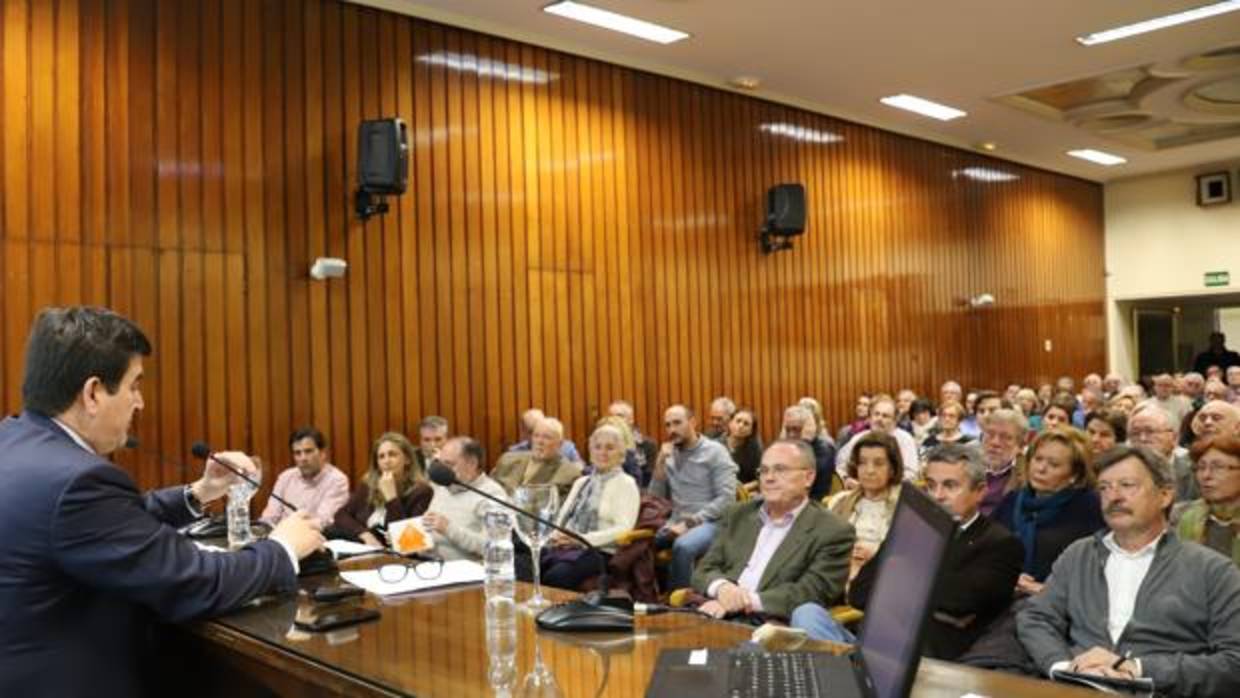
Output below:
[691,439,855,621]
[0,307,324,697]
[791,443,1023,658]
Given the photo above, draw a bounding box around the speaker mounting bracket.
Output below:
[355,189,390,220]
[759,228,794,254]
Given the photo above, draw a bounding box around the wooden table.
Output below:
[171,560,1095,698]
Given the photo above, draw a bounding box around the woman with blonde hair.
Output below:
[331,432,432,547]
[991,428,1103,595]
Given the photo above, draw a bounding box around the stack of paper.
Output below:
[340,560,486,596]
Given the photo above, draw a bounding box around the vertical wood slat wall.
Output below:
[0,0,1105,493]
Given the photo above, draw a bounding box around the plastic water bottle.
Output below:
[226,482,255,550]
[483,508,516,601]
[485,594,517,695]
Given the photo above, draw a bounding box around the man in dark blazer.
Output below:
[791,443,1023,657]
[691,439,855,621]
[0,307,324,697]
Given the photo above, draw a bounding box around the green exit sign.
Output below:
[1206,271,1230,287]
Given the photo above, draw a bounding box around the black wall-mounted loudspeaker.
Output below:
[765,183,806,236]
[357,118,409,195]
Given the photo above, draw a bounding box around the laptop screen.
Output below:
[856,489,953,698]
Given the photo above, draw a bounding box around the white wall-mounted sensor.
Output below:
[310,257,348,280]
[969,293,995,308]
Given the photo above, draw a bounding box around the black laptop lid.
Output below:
[854,486,955,698]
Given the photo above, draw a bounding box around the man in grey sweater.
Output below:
[649,404,738,591]
[1018,445,1240,698]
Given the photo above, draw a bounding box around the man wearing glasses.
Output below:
[1019,445,1240,698]
[689,440,854,622]
[977,409,1028,516]
[1127,405,1197,501]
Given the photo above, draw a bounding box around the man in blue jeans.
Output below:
[649,404,738,591]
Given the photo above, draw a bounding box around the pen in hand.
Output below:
[1111,650,1132,672]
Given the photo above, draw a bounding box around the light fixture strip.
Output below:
[1066,149,1127,166]
[542,1,690,45]
[1076,0,1240,45]
[879,94,967,121]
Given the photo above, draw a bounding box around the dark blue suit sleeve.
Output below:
[142,484,198,529]
[51,464,297,623]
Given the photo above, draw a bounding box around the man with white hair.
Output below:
[507,407,581,463]
[1190,400,1240,442]
[608,399,658,483]
[1146,373,1192,428]
[704,396,737,441]
[1128,405,1196,502]
[493,417,583,500]
[1102,372,1126,401]
[941,380,964,406]
[834,396,920,483]
[781,404,837,499]
[1183,372,1207,410]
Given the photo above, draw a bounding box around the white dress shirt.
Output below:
[1102,531,1161,644]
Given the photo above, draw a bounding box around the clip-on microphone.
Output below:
[427,462,634,632]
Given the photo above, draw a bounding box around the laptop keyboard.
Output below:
[728,651,824,698]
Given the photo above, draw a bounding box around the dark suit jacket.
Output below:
[692,499,855,618]
[0,411,297,697]
[849,514,1023,660]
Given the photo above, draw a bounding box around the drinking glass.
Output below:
[513,484,558,612]
[519,635,563,698]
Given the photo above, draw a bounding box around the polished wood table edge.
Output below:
[186,616,404,698]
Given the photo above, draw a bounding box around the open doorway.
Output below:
[1114,291,1240,380]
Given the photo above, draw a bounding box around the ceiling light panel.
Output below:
[543,1,690,44]
[879,94,967,121]
[1067,149,1127,166]
[1076,1,1240,46]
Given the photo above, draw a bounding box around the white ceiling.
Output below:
[355,0,1240,182]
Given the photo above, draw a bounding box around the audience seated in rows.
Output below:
[793,444,1023,657]
[827,432,903,582]
[704,396,737,441]
[978,409,1028,516]
[834,396,919,483]
[1128,405,1197,501]
[690,440,854,622]
[781,405,837,500]
[648,405,739,591]
[492,417,582,500]
[607,400,659,485]
[725,406,763,485]
[507,408,581,463]
[421,436,507,561]
[260,426,349,528]
[1173,434,1240,568]
[992,429,1104,596]
[1018,445,1240,698]
[413,415,449,478]
[330,431,432,547]
[541,424,641,590]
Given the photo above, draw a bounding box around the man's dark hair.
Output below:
[455,436,487,470]
[22,307,152,417]
[289,426,327,450]
[1094,444,1174,490]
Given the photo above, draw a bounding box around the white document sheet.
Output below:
[340,559,486,596]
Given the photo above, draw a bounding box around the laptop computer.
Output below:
[645,485,956,698]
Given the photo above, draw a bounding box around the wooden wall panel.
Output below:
[0,0,1105,494]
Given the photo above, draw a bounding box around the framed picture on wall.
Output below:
[1196,171,1231,206]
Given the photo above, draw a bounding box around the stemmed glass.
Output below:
[519,634,563,698]
[513,484,559,612]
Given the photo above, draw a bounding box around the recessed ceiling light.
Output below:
[976,141,998,152]
[879,94,967,121]
[759,123,842,144]
[953,167,1019,183]
[1067,149,1127,166]
[1076,1,1240,46]
[543,1,690,45]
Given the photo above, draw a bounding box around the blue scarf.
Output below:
[1011,485,1078,576]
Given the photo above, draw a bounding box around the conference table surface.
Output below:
[183,555,1096,698]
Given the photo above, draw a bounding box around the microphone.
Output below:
[190,441,299,513]
[427,462,634,632]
